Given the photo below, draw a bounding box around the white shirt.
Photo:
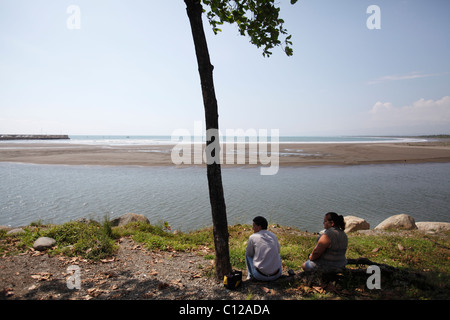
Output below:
[246,229,282,275]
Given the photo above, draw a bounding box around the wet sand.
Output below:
[1,140,450,167]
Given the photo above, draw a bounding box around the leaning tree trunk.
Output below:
[185,0,232,279]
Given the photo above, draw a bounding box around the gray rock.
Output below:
[416,222,450,234]
[33,237,56,251]
[6,228,25,236]
[111,213,150,227]
[374,214,417,230]
[344,216,370,233]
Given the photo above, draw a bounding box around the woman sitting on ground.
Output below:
[302,212,348,271]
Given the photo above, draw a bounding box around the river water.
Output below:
[1,162,449,232]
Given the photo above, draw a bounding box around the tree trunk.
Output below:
[184,0,232,279]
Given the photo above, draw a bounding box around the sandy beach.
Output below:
[0,140,450,167]
[1,140,450,167]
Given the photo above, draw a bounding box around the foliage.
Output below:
[115,221,214,252]
[0,220,117,261]
[201,0,298,57]
[44,221,117,260]
[347,233,450,273]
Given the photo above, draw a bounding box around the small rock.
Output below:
[33,237,56,251]
[6,228,25,236]
[111,213,150,227]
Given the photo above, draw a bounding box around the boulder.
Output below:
[344,216,370,233]
[33,237,56,251]
[111,213,150,227]
[6,228,25,236]
[416,222,450,234]
[374,214,417,230]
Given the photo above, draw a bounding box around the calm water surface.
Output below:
[1,162,449,232]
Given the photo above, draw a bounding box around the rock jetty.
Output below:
[0,134,69,140]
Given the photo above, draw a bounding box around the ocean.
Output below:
[1,135,427,146]
[1,137,449,232]
[67,135,427,145]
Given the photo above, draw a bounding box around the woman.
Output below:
[302,212,348,271]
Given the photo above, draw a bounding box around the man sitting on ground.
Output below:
[245,216,282,281]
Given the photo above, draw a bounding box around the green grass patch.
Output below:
[1,219,117,261]
[114,221,215,252]
[347,233,450,273]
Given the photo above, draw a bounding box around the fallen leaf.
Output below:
[3,287,14,297]
[31,272,52,281]
[261,287,271,293]
[313,286,324,294]
[170,279,184,288]
[87,288,107,297]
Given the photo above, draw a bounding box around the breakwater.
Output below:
[0,134,69,140]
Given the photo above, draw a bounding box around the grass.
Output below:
[0,218,117,261]
[347,232,450,272]
[1,220,449,299]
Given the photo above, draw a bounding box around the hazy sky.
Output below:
[1,0,449,136]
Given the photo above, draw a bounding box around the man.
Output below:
[245,216,282,281]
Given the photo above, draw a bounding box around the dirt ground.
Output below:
[0,237,292,300]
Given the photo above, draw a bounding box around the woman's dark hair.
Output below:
[253,216,268,230]
[325,212,345,230]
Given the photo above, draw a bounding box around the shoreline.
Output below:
[1,140,450,168]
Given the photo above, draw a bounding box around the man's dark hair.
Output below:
[253,216,268,230]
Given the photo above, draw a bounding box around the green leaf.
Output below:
[201,0,297,57]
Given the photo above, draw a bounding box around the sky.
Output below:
[0,0,449,136]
